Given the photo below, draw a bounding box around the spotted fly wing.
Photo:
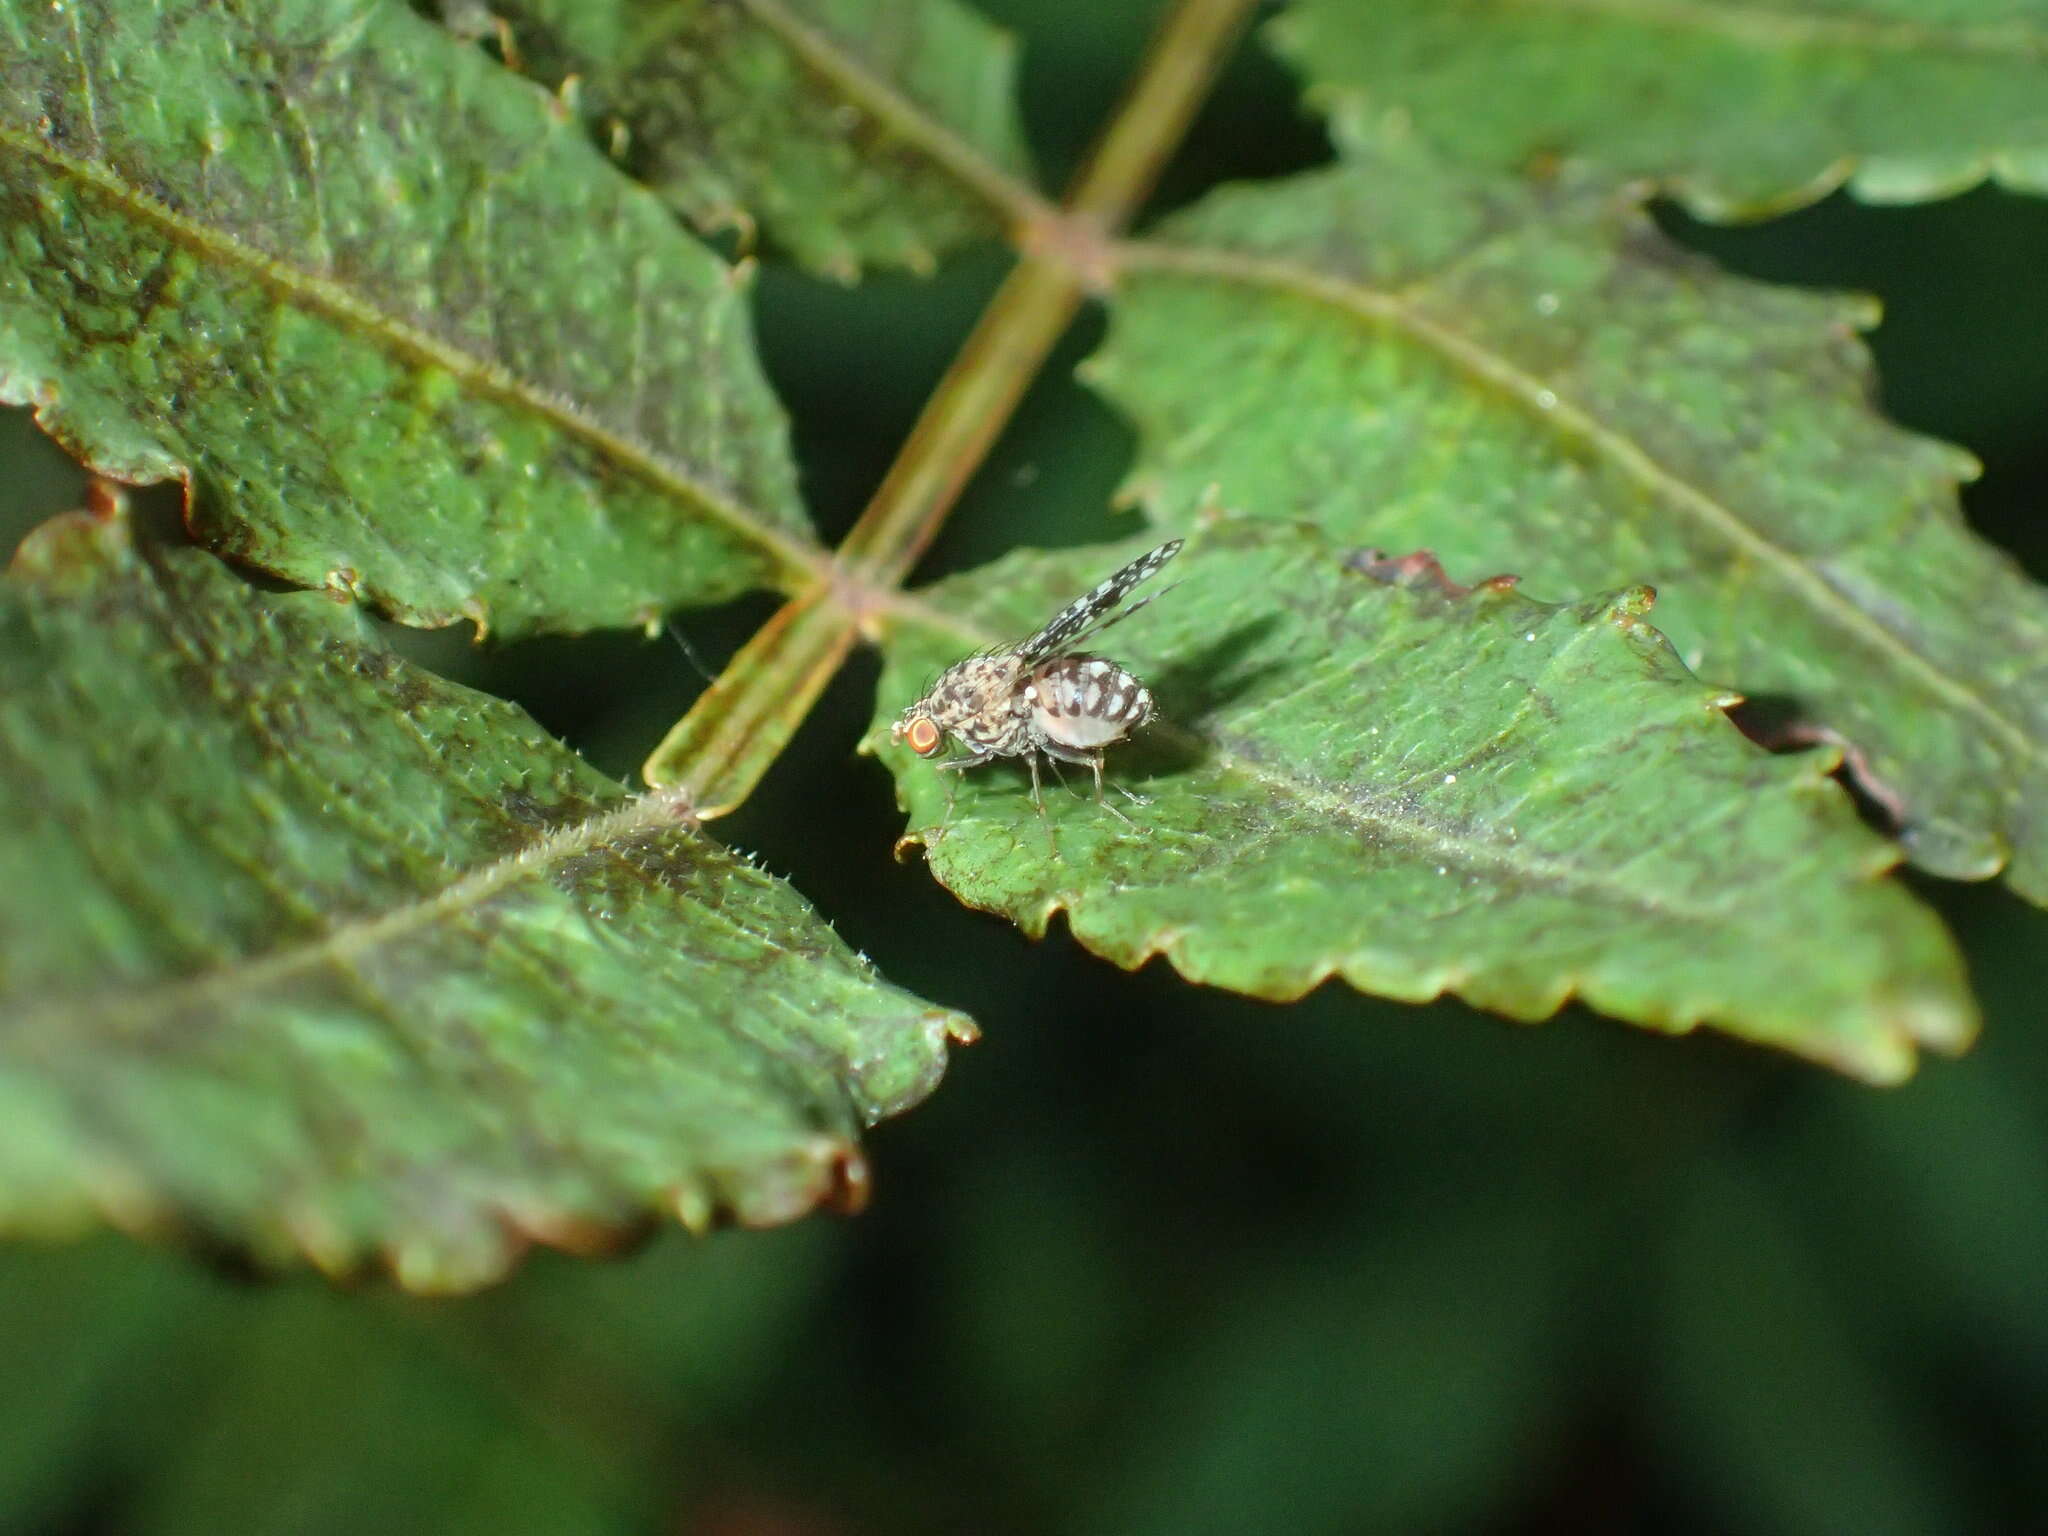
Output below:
[1016,541,1183,665]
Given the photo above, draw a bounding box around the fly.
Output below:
[891,540,1182,830]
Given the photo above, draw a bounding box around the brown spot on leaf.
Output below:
[1345,547,1524,599]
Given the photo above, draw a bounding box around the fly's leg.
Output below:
[929,752,990,840]
[1025,751,1060,858]
[1040,741,1141,829]
[1089,755,1142,827]
[1039,754,1144,810]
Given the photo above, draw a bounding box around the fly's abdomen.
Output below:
[1025,655,1153,751]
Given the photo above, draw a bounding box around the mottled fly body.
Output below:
[893,540,1183,827]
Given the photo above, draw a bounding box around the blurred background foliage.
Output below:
[4,1,2047,1531]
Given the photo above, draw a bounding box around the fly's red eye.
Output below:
[906,716,943,757]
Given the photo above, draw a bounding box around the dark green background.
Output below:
[4,3,2045,1530]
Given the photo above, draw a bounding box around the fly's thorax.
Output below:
[1024,654,1153,751]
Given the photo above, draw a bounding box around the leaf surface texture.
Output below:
[1276,0,2048,215]
[1091,141,2048,898]
[875,522,1972,1082]
[0,511,969,1291]
[468,0,1034,279]
[0,0,813,635]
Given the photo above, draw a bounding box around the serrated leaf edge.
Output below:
[0,119,827,595]
[735,0,1045,231]
[1109,239,2038,803]
[881,550,1974,1083]
[1268,1,2048,215]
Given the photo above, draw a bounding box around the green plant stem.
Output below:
[640,586,858,815]
[645,0,1257,804]
[840,0,1258,581]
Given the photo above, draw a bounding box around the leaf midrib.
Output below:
[4,788,700,1045]
[1115,240,2042,775]
[0,122,828,587]
[894,599,1817,935]
[1189,719,1768,932]
[735,0,1049,229]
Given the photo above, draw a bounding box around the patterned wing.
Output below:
[1016,541,1183,664]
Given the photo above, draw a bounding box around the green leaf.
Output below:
[464,0,1035,281]
[1091,141,2048,900]
[1273,0,2048,218]
[872,521,1972,1083]
[0,0,815,637]
[0,508,971,1292]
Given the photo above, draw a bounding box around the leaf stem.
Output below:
[841,0,1259,581]
[646,0,1258,805]
[641,583,860,813]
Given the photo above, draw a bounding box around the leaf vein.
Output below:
[0,123,828,587]
[1117,240,2040,768]
[733,0,1049,231]
[6,788,702,1046]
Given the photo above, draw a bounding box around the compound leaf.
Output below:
[1091,138,2048,900]
[463,0,1035,281]
[873,521,1972,1083]
[0,0,814,637]
[1274,0,2048,218]
[0,507,971,1292]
